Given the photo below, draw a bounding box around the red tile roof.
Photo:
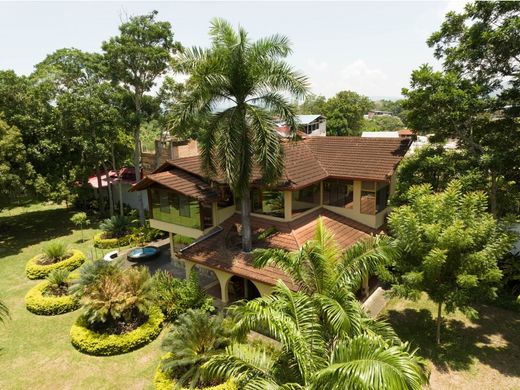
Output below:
[179,208,380,289]
[151,137,410,190]
[130,169,219,202]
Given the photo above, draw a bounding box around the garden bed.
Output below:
[25,249,86,279]
[153,361,236,390]
[25,280,79,315]
[93,232,131,249]
[70,307,164,356]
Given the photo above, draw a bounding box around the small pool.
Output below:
[127,246,159,262]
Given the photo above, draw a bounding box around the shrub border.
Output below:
[153,361,236,390]
[70,307,164,356]
[93,232,131,249]
[25,280,79,315]
[25,249,86,280]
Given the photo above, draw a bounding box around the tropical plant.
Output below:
[70,258,121,298]
[46,269,71,296]
[173,18,308,252]
[161,309,232,388]
[204,283,428,389]
[99,215,134,238]
[388,181,514,344]
[80,266,154,326]
[70,212,90,241]
[41,241,70,264]
[129,224,165,247]
[151,270,214,321]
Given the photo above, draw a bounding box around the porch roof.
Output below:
[178,208,380,290]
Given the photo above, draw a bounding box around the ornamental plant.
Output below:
[70,212,90,242]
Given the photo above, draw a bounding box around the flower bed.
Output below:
[153,362,236,390]
[25,280,79,315]
[25,249,86,280]
[70,307,164,356]
[93,232,131,249]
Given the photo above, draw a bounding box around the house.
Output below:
[130,136,411,304]
[276,114,327,137]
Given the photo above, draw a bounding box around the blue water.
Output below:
[128,247,157,258]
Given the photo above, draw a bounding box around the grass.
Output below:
[0,203,165,390]
[384,294,520,390]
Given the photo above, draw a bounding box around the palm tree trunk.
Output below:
[134,93,145,226]
[111,145,124,216]
[95,166,105,215]
[103,163,114,217]
[436,302,442,345]
[240,190,253,252]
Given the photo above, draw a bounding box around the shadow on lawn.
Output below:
[386,305,520,377]
[0,206,74,258]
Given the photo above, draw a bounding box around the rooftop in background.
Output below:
[295,114,325,124]
[179,208,380,289]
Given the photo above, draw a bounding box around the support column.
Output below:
[362,275,369,298]
[184,260,195,279]
[169,232,174,260]
[214,271,233,304]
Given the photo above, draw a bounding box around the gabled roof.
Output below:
[129,169,219,202]
[296,114,324,124]
[179,208,380,289]
[133,136,411,196]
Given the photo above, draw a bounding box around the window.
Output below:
[179,196,191,217]
[251,190,285,218]
[361,181,389,215]
[292,183,320,215]
[323,179,354,208]
[151,189,203,229]
[159,192,170,213]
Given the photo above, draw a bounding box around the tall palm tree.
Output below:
[173,19,309,252]
[204,283,428,389]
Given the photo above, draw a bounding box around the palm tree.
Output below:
[160,309,232,388]
[204,283,428,389]
[173,18,309,252]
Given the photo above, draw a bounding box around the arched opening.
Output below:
[227,275,261,303]
[190,265,222,300]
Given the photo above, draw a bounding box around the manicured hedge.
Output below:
[70,307,164,356]
[93,232,131,249]
[25,280,79,315]
[25,249,86,280]
[153,362,236,390]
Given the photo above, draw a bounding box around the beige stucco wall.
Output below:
[150,219,204,239]
[216,204,236,224]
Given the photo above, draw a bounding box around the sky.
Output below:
[0,1,468,99]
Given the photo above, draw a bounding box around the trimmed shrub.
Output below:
[153,361,236,390]
[70,306,164,356]
[25,249,86,280]
[25,280,79,315]
[93,232,131,249]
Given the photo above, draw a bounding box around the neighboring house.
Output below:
[364,110,393,119]
[276,114,327,137]
[88,167,148,211]
[130,137,411,304]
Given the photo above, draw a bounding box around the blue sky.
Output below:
[0,1,467,99]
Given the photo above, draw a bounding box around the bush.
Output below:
[129,224,167,246]
[151,270,214,322]
[41,241,69,263]
[93,232,131,249]
[25,249,86,280]
[25,280,79,315]
[70,306,164,356]
[154,358,236,390]
[99,215,134,238]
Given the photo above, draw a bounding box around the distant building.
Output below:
[365,110,393,119]
[296,114,327,136]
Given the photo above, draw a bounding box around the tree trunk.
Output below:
[134,95,145,225]
[95,166,105,215]
[103,163,114,217]
[111,146,124,216]
[490,170,498,218]
[436,302,443,345]
[240,190,252,252]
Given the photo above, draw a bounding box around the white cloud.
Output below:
[306,58,328,72]
[341,59,387,82]
[439,0,468,18]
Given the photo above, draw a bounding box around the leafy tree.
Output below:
[297,94,327,114]
[204,282,428,389]
[160,309,232,388]
[172,19,308,252]
[0,118,36,203]
[102,10,179,224]
[361,115,405,132]
[322,90,373,136]
[388,181,514,344]
[70,212,90,242]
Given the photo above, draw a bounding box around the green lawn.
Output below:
[384,295,520,390]
[0,203,165,390]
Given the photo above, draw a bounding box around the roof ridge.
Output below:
[301,138,330,176]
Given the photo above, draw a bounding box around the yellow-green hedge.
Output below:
[25,280,79,315]
[70,307,164,356]
[93,232,131,249]
[25,249,86,280]
[153,362,236,390]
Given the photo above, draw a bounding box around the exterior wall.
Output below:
[216,204,236,224]
[309,120,327,136]
[150,218,205,239]
[173,139,199,159]
[113,182,149,211]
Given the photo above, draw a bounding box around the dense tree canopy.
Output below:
[388,181,514,344]
[361,115,405,132]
